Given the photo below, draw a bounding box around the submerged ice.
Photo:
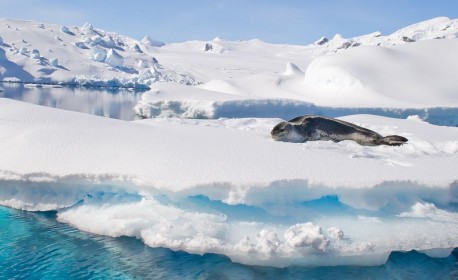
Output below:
[0,99,457,267]
[7,186,457,267]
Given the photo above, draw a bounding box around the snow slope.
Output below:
[0,99,457,266]
[304,39,458,107]
[2,17,458,113]
[313,17,458,54]
[134,18,458,118]
[0,18,198,87]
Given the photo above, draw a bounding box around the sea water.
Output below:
[1,206,457,279]
[0,83,143,120]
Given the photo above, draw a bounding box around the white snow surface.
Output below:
[1,17,458,111]
[1,16,458,267]
[0,18,199,87]
[0,98,457,266]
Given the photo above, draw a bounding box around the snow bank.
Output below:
[135,38,458,119]
[304,39,458,107]
[134,83,458,126]
[0,99,457,266]
[141,35,165,47]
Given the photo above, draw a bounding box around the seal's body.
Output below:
[271,115,408,146]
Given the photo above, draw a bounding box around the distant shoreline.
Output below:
[0,80,150,91]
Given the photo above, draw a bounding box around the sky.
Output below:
[1,0,458,45]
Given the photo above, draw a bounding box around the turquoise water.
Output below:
[1,206,457,280]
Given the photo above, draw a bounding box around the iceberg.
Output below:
[0,99,457,267]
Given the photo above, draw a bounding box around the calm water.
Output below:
[1,85,458,279]
[0,83,143,120]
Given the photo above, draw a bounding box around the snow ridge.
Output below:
[0,19,199,88]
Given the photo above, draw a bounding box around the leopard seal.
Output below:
[271,115,408,146]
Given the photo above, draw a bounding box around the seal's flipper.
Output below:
[381,135,408,146]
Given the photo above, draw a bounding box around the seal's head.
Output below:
[271,121,301,142]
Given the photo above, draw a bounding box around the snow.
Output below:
[0,98,457,267]
[135,38,458,120]
[1,17,458,117]
[105,48,124,68]
[141,35,165,47]
[92,45,107,62]
[59,25,70,34]
[0,19,198,87]
[1,16,458,268]
[303,39,458,107]
[49,58,59,67]
[30,49,40,59]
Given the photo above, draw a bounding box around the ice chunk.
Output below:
[0,36,3,45]
[19,47,28,55]
[50,58,59,67]
[284,223,329,252]
[60,25,70,34]
[326,227,344,239]
[74,42,88,49]
[105,48,124,68]
[141,35,165,47]
[138,59,148,68]
[30,49,40,59]
[256,229,282,255]
[81,22,94,34]
[60,26,69,32]
[91,35,102,45]
[82,37,92,44]
[130,43,143,53]
[101,35,116,48]
[91,46,107,62]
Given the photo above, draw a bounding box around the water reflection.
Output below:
[0,83,144,120]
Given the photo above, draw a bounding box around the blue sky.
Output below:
[1,0,458,44]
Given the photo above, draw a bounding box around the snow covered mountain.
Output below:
[1,17,457,90]
[0,19,199,88]
[312,16,458,54]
